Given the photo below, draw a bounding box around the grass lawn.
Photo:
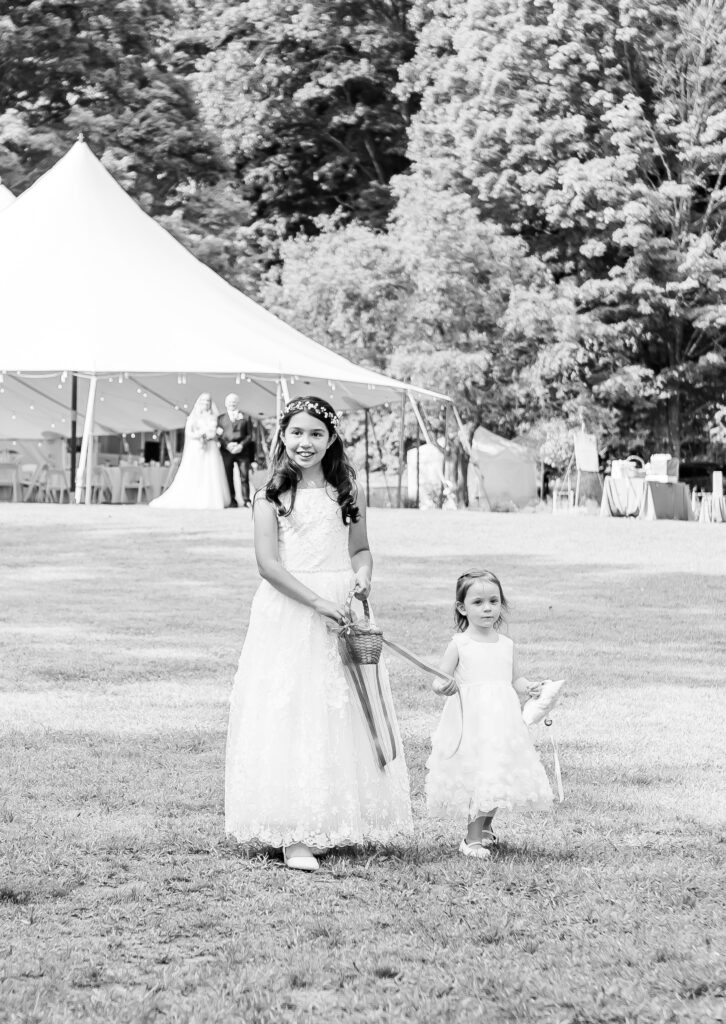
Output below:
[1,504,725,1024]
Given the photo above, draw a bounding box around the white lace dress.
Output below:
[426,632,553,822]
[225,486,413,849]
[150,412,230,510]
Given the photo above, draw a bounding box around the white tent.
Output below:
[0,140,446,498]
[0,181,14,213]
[467,426,538,510]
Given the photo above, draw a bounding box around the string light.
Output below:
[61,371,68,383]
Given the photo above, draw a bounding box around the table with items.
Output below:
[600,477,694,520]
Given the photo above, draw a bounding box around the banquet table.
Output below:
[104,464,166,504]
[698,494,726,524]
[600,478,694,521]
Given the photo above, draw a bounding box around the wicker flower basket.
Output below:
[341,595,383,665]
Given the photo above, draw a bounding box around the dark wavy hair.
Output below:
[262,395,360,524]
[454,569,508,632]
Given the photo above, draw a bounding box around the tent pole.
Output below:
[408,394,432,446]
[450,404,470,452]
[75,375,97,505]
[70,374,78,494]
[396,392,405,509]
[280,377,290,404]
[271,377,285,454]
[441,403,450,506]
[364,409,370,505]
[450,402,471,507]
[415,414,420,509]
[368,411,393,506]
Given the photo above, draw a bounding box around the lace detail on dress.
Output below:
[278,488,351,573]
[225,486,413,848]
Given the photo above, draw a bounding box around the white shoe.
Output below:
[459,838,491,860]
[283,843,319,872]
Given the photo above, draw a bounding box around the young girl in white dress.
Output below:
[150,393,230,509]
[225,396,412,872]
[426,569,553,859]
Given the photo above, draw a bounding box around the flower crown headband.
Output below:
[282,399,340,430]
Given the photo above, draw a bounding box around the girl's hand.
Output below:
[353,567,371,600]
[313,597,348,625]
[432,675,458,697]
[527,681,543,698]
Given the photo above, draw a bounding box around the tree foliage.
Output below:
[0,0,222,207]
[399,0,726,455]
[189,0,416,238]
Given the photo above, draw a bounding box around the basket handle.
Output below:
[345,588,370,625]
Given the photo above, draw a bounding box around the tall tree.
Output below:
[0,0,223,209]
[190,0,416,238]
[402,0,726,456]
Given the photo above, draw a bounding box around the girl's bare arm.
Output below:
[433,639,459,696]
[348,493,373,598]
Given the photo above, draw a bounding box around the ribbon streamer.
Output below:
[337,636,397,771]
[381,637,463,759]
[545,720,565,802]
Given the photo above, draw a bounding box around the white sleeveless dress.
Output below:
[426,632,552,822]
[225,486,413,849]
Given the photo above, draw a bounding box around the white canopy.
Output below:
[0,139,445,442]
[0,181,14,213]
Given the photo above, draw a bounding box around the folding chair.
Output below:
[43,467,71,503]
[20,462,47,502]
[0,461,21,501]
[118,465,152,503]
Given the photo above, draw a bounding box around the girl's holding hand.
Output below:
[426,569,552,859]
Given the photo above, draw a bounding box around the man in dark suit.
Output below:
[217,393,255,507]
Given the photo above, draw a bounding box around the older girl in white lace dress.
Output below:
[225,396,412,871]
[426,570,553,859]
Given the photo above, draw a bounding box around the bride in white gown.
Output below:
[150,393,230,510]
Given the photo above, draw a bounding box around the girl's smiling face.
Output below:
[283,411,334,473]
[457,579,502,630]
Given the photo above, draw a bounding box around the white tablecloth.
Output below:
[601,478,694,520]
[698,494,726,523]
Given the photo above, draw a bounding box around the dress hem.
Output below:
[224,826,414,851]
